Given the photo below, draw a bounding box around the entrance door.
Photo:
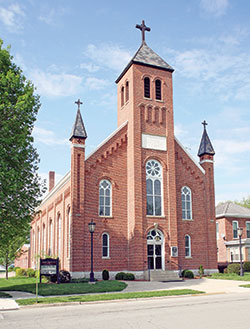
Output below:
[147,229,164,270]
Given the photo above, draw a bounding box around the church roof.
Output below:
[197,122,215,157]
[69,108,87,140]
[216,202,250,219]
[116,42,174,83]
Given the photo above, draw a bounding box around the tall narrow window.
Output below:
[58,215,61,258]
[121,86,124,106]
[155,79,162,100]
[67,208,71,258]
[216,222,219,240]
[125,81,129,102]
[37,228,40,255]
[247,222,250,238]
[99,180,112,216]
[146,160,162,216]
[233,221,238,239]
[185,235,191,257]
[43,223,46,254]
[49,220,53,256]
[102,233,109,258]
[33,230,36,256]
[181,186,192,220]
[144,77,150,98]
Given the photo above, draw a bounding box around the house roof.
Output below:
[116,42,174,83]
[216,202,250,219]
[69,108,87,140]
[198,122,215,157]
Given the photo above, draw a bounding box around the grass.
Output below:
[17,289,204,306]
[0,276,127,296]
[0,291,12,298]
[208,272,250,281]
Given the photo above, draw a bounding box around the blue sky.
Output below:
[1,0,250,203]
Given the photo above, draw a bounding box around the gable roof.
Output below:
[116,42,174,83]
[216,202,250,219]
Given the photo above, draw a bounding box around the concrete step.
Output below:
[149,270,182,282]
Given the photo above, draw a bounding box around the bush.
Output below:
[14,267,20,272]
[102,269,109,280]
[59,270,71,283]
[198,265,204,278]
[15,268,27,277]
[243,261,250,272]
[115,272,135,280]
[227,263,241,275]
[181,270,194,278]
[223,268,228,274]
[26,268,36,277]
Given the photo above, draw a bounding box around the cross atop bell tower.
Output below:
[136,20,151,44]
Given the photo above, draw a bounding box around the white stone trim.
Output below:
[175,137,205,175]
[72,143,85,149]
[86,121,128,160]
[199,159,214,165]
[142,133,167,151]
[216,213,250,219]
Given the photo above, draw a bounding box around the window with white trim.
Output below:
[233,221,238,239]
[99,180,112,216]
[181,186,192,220]
[37,227,40,255]
[185,235,191,257]
[58,215,61,257]
[146,160,162,216]
[102,233,109,258]
[216,222,219,240]
[246,222,250,238]
[49,220,53,256]
[67,208,71,258]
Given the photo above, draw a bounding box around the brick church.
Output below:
[20,21,218,280]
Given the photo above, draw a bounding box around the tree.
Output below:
[0,39,45,279]
[236,196,250,209]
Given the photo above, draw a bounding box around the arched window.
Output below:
[102,233,109,258]
[144,77,150,98]
[155,79,162,100]
[99,180,112,216]
[37,227,40,255]
[43,223,46,254]
[233,220,238,239]
[49,220,53,256]
[181,186,192,220]
[146,160,162,216]
[185,235,191,257]
[121,86,124,106]
[33,230,36,256]
[125,81,129,102]
[58,215,61,258]
[67,207,71,258]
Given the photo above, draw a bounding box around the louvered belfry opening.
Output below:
[144,77,150,98]
[155,79,161,100]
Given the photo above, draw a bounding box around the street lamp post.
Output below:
[238,227,244,276]
[88,220,96,283]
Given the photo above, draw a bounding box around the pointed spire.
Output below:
[198,120,215,157]
[69,99,87,141]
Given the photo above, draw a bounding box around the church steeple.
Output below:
[69,99,87,141]
[198,121,215,157]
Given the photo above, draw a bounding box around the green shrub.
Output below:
[223,268,228,274]
[14,267,20,272]
[243,261,250,272]
[181,270,194,278]
[227,263,240,275]
[15,268,27,277]
[102,269,109,280]
[115,272,135,280]
[198,265,204,278]
[26,268,36,277]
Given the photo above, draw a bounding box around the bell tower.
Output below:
[115,21,178,272]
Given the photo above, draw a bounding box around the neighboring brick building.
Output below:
[216,202,250,270]
[18,21,218,279]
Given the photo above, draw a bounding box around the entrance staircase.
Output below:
[148,270,183,282]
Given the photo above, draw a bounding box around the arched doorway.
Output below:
[147,229,164,270]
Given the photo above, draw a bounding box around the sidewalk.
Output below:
[0,278,250,311]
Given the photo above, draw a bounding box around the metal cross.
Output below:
[75,99,83,111]
[136,20,151,43]
[202,120,208,128]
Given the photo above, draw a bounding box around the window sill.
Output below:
[182,218,194,221]
[185,256,192,259]
[99,216,113,219]
[102,257,110,260]
[146,215,166,218]
[155,99,163,103]
[144,97,152,101]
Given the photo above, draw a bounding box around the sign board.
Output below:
[171,246,178,257]
[40,258,59,283]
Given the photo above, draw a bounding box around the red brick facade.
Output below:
[22,39,218,279]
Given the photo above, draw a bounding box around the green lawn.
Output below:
[17,289,204,306]
[0,291,12,298]
[209,272,250,281]
[0,277,127,296]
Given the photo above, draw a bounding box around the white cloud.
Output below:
[33,127,69,146]
[85,77,109,90]
[38,6,68,26]
[30,70,83,97]
[0,3,25,31]
[85,43,132,72]
[80,63,100,73]
[200,0,229,16]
